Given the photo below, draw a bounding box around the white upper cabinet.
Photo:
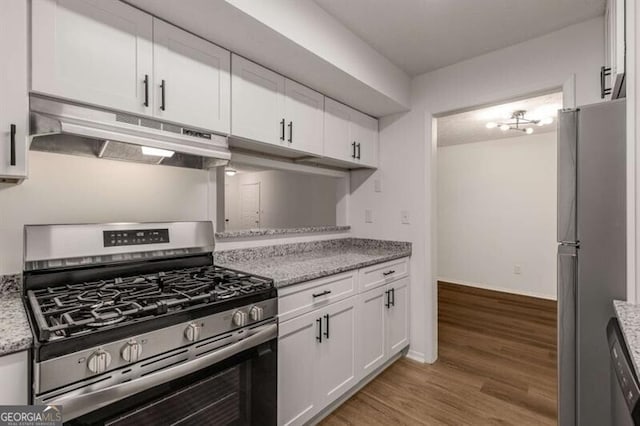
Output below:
[283,79,324,155]
[231,54,324,156]
[32,0,153,115]
[323,98,354,162]
[324,97,379,168]
[153,19,230,133]
[231,54,286,147]
[0,0,28,182]
[604,0,625,98]
[352,110,379,168]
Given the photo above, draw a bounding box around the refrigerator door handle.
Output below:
[558,109,579,244]
[558,244,578,426]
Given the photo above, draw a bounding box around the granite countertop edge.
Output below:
[268,250,411,288]
[614,300,640,374]
[215,225,351,240]
[0,274,33,356]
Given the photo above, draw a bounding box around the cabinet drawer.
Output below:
[358,257,409,292]
[278,271,356,323]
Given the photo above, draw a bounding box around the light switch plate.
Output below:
[365,209,373,223]
[514,264,522,275]
[401,210,410,224]
[374,179,382,192]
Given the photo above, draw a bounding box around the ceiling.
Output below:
[314,0,605,76]
[437,92,563,147]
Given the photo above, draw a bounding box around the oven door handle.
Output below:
[49,322,277,422]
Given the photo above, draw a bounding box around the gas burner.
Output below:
[27,265,274,341]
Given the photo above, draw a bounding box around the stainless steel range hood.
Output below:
[29,95,230,169]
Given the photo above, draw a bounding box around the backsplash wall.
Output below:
[0,150,212,274]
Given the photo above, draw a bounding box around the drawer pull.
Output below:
[312,290,332,298]
[382,270,396,276]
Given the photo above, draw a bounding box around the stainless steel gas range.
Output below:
[22,222,277,425]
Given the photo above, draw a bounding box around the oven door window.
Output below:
[66,341,276,426]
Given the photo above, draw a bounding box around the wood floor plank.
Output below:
[318,282,558,425]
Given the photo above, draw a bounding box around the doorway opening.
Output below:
[434,90,562,424]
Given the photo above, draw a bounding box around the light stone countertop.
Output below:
[614,300,640,374]
[0,275,32,356]
[215,225,351,240]
[215,238,412,288]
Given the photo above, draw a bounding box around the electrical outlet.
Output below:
[365,209,373,223]
[514,264,522,275]
[374,179,382,192]
[401,210,410,224]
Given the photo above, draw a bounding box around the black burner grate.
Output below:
[28,266,273,341]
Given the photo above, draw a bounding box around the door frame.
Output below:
[428,75,576,362]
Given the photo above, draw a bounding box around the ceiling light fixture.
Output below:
[486,110,553,135]
[225,167,237,177]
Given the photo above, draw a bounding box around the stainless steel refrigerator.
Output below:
[557,98,626,426]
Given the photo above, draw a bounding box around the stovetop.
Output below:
[27,265,274,342]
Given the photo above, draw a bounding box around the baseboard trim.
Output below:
[406,349,426,363]
[309,347,408,425]
[437,276,557,301]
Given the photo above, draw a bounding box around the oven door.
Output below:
[44,322,277,425]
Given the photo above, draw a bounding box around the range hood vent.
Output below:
[29,95,230,170]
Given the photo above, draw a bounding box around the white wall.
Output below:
[349,17,604,363]
[224,170,337,230]
[0,151,212,274]
[437,132,557,300]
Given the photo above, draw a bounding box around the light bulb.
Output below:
[141,146,175,157]
[499,124,510,131]
[525,128,534,135]
[486,122,497,129]
[225,168,237,176]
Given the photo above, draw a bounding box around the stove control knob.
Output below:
[232,310,248,327]
[184,322,202,342]
[121,340,143,363]
[87,349,112,374]
[249,306,264,322]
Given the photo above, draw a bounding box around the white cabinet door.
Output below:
[231,54,285,146]
[316,297,358,407]
[386,278,410,355]
[323,98,355,163]
[0,351,28,404]
[32,0,153,115]
[278,311,319,426]
[0,0,28,181]
[352,110,379,168]
[284,79,324,155]
[153,19,230,133]
[357,286,387,380]
[323,98,379,168]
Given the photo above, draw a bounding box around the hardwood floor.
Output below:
[320,281,557,425]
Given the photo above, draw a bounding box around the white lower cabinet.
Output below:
[0,350,29,404]
[357,277,410,379]
[278,297,357,426]
[278,257,410,425]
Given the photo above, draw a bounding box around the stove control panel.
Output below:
[103,228,170,247]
